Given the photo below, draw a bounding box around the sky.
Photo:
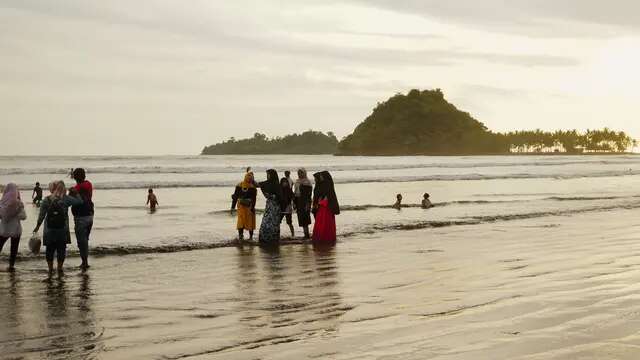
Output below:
[1,0,640,155]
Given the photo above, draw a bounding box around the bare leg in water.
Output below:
[0,236,20,271]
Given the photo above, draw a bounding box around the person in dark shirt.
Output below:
[422,193,433,209]
[32,182,43,206]
[280,177,295,238]
[146,188,159,212]
[294,168,313,239]
[71,168,94,271]
[392,194,403,210]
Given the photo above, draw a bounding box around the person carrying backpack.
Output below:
[71,168,94,270]
[33,181,82,274]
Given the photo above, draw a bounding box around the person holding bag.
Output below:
[33,181,82,274]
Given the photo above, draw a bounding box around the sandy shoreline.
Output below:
[3,208,640,359]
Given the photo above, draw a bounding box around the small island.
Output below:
[202,89,636,156]
[338,89,636,155]
[201,131,339,155]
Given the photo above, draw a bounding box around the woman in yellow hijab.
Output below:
[231,172,257,241]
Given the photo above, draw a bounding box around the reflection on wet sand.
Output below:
[228,243,347,352]
[0,271,103,360]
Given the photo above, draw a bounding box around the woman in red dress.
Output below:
[312,171,340,244]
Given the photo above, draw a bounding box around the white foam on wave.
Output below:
[2,157,640,176]
[9,168,640,190]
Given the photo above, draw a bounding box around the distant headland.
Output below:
[201,131,339,155]
[202,89,636,156]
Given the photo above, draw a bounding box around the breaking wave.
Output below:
[11,169,640,191]
[7,199,640,261]
[3,157,640,176]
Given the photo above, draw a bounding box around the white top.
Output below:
[0,206,27,237]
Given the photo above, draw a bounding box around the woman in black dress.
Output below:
[294,168,313,239]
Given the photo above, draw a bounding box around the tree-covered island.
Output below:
[202,89,636,155]
[201,131,339,155]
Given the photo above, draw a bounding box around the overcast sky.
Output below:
[2,0,640,155]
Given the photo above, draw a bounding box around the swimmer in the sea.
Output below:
[392,194,402,210]
[32,182,43,206]
[146,188,158,212]
[422,193,433,209]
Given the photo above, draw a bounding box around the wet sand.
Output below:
[3,208,640,359]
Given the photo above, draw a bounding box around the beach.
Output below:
[2,206,640,359]
[2,154,640,359]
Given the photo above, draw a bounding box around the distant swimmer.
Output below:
[392,194,403,210]
[147,188,159,212]
[32,182,43,206]
[422,193,433,209]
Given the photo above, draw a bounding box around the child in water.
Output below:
[146,188,159,211]
[422,193,433,209]
[392,194,403,210]
[32,182,43,206]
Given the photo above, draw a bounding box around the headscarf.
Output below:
[294,168,312,197]
[259,169,282,202]
[50,180,66,199]
[239,172,255,190]
[313,171,340,215]
[0,183,22,219]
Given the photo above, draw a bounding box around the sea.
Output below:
[2,154,639,256]
[4,154,640,359]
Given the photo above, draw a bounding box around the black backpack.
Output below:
[47,198,66,229]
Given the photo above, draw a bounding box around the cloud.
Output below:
[0,0,637,155]
[350,0,639,37]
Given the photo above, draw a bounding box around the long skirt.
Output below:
[236,204,255,230]
[259,198,280,245]
[312,200,336,243]
[295,199,312,227]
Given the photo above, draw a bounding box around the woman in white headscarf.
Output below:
[0,183,27,271]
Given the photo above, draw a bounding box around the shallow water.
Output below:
[2,208,640,359]
[1,155,640,255]
[4,154,640,359]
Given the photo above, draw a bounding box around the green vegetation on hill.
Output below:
[201,131,339,155]
[337,89,636,155]
[498,129,636,154]
[201,89,635,156]
[337,89,504,155]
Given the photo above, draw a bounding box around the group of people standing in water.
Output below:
[231,168,340,246]
[0,168,94,273]
[0,166,340,272]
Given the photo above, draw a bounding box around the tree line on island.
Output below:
[201,89,636,156]
[201,131,339,155]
